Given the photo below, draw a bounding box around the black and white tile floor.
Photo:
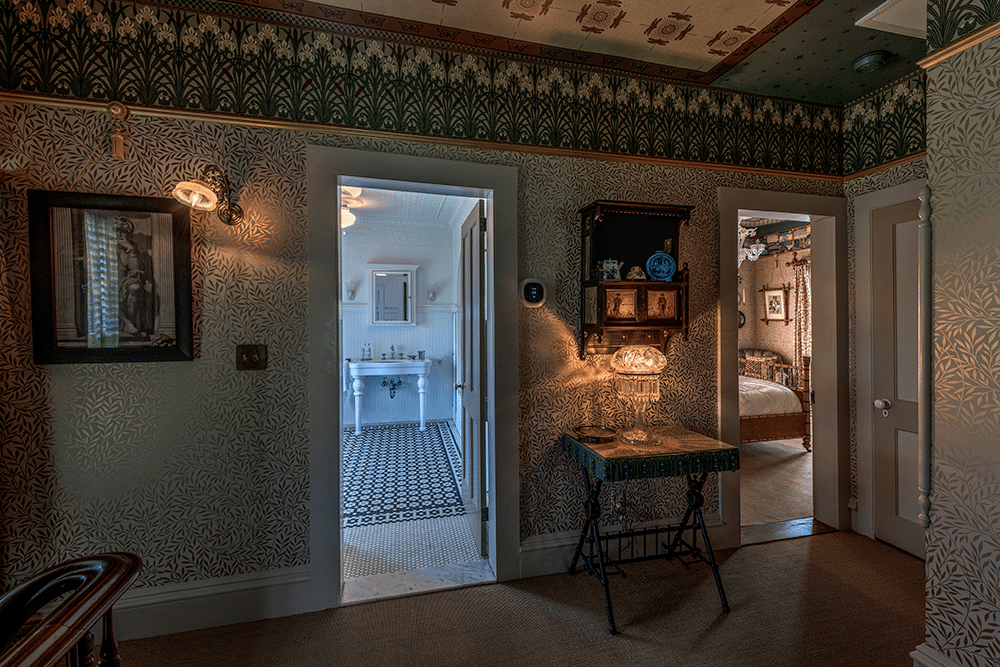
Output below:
[341,422,482,580]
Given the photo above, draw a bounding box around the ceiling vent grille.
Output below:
[855,0,927,39]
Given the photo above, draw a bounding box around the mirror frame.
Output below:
[369,264,417,326]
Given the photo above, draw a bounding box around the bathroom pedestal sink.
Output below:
[347,359,432,435]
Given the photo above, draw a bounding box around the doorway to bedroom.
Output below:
[736,210,816,542]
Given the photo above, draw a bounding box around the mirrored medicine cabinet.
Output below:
[369,264,417,326]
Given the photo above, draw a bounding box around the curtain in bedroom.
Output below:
[793,261,811,371]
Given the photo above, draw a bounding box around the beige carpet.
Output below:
[741,439,812,526]
[120,531,924,667]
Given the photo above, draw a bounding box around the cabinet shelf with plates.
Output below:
[579,201,692,359]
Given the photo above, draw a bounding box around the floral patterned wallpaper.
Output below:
[923,34,1000,667]
[928,0,1000,51]
[0,0,930,177]
[841,74,925,176]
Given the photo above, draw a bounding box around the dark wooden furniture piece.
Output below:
[562,425,740,634]
[0,553,141,667]
[739,354,812,450]
[578,201,692,358]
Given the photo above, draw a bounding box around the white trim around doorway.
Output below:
[306,146,519,613]
[718,188,851,535]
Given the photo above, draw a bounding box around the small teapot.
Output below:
[600,259,622,280]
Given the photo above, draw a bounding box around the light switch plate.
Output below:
[236,344,266,370]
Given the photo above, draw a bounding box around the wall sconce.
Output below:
[611,345,667,446]
[172,165,245,226]
[426,289,436,302]
[345,282,357,301]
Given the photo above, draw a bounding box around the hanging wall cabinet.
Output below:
[579,201,692,358]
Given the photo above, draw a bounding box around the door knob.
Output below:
[874,398,892,417]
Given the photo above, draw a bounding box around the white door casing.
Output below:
[306,147,519,612]
[719,188,851,539]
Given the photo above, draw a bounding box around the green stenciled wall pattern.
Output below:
[842,75,926,176]
[928,0,1000,51]
[0,0,847,174]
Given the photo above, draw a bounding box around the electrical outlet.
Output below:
[236,344,266,371]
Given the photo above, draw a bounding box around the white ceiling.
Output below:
[342,186,480,229]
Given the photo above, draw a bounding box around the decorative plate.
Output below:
[572,425,617,443]
[739,311,746,328]
[645,251,676,282]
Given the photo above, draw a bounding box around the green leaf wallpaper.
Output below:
[924,32,1000,666]
[0,0,924,177]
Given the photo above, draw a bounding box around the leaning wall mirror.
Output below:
[369,264,417,326]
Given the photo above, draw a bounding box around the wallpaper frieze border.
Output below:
[0,0,845,175]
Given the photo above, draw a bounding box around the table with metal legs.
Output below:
[561,425,740,634]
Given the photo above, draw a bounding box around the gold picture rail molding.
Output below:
[919,20,1000,69]
[0,91,851,184]
[844,151,927,181]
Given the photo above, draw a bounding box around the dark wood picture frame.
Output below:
[28,190,193,364]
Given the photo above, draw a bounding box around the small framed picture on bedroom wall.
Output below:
[761,285,791,325]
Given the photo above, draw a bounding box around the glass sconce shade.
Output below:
[611,345,667,445]
[172,164,244,225]
[172,179,218,211]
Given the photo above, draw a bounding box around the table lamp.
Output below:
[611,345,668,445]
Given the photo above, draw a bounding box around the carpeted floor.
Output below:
[740,438,812,526]
[120,531,924,667]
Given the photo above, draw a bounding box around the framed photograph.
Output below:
[28,190,193,364]
[645,289,677,320]
[604,288,637,321]
[762,287,789,322]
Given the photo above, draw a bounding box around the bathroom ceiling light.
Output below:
[341,206,356,228]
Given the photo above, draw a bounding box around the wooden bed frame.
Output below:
[739,355,811,451]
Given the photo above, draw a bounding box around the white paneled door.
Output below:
[871,198,925,558]
[460,200,488,557]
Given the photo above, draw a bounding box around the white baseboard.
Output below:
[519,513,724,579]
[911,644,965,667]
[114,566,312,640]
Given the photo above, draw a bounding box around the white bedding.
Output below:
[739,375,803,416]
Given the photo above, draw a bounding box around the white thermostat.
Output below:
[518,278,547,308]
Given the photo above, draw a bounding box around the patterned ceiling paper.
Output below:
[924,33,1000,666]
[320,0,796,72]
[0,99,848,590]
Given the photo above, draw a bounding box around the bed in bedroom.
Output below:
[739,350,812,450]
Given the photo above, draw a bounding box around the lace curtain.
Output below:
[793,261,812,369]
[83,210,120,348]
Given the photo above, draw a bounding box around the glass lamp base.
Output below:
[618,428,655,445]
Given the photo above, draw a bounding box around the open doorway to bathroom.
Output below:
[337,180,494,603]
[736,209,818,544]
